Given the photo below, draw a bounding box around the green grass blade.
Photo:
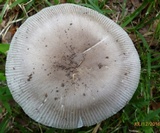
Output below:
[53,0,59,5]
[0,44,9,54]
[0,0,9,23]
[0,73,6,81]
[121,1,149,27]
[10,0,28,8]
[136,31,151,78]
[80,0,104,14]
[45,0,53,6]
[2,101,12,114]
[143,109,160,121]
[88,0,103,14]
[0,117,9,133]
[151,65,160,69]
[135,13,160,30]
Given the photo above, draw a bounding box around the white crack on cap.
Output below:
[6,3,141,129]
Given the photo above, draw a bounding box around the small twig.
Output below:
[83,37,108,54]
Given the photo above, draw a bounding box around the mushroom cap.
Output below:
[6,4,141,129]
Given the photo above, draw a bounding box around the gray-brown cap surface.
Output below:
[6,4,141,129]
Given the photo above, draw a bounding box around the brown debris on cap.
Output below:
[5,4,141,129]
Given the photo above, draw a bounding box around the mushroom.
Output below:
[6,4,141,129]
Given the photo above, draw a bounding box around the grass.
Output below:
[0,0,160,132]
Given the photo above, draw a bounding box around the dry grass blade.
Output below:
[92,123,101,133]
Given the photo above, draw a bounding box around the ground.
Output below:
[0,0,160,133]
